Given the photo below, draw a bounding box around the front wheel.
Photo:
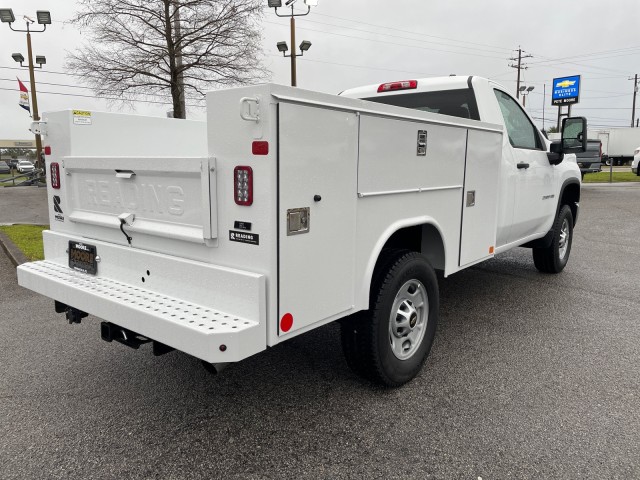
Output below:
[532,205,574,273]
[341,250,439,387]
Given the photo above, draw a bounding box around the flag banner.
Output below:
[18,78,30,113]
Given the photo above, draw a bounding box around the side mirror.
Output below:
[548,141,563,165]
[561,117,587,153]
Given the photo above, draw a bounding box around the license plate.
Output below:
[69,241,98,275]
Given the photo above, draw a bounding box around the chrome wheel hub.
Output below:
[558,218,570,260]
[389,279,428,360]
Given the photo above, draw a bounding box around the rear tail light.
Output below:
[50,162,60,189]
[377,80,418,93]
[234,166,253,206]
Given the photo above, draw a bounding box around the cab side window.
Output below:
[493,89,542,150]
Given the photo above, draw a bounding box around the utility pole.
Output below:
[630,74,638,127]
[509,47,532,99]
[542,83,546,132]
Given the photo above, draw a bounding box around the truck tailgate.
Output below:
[62,156,217,244]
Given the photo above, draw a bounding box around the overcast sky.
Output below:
[1,0,639,140]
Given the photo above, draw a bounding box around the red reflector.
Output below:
[50,162,60,189]
[280,313,293,333]
[44,145,52,155]
[252,141,269,155]
[234,166,253,206]
[377,80,418,93]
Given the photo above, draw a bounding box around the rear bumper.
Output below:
[17,231,267,364]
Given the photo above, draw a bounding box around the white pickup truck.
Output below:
[18,76,585,387]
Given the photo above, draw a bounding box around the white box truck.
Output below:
[18,76,585,386]
[589,127,640,166]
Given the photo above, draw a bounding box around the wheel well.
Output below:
[379,224,445,271]
[561,182,580,226]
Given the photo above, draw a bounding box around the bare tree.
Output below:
[67,0,269,118]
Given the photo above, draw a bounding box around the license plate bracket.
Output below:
[69,241,98,275]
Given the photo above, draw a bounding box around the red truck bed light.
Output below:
[252,141,269,155]
[234,166,253,206]
[377,80,418,93]
[44,145,52,155]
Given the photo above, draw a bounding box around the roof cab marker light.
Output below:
[234,166,253,206]
[50,162,60,189]
[377,80,418,93]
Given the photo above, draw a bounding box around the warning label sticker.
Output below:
[73,110,92,125]
[229,230,259,246]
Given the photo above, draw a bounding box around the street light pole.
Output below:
[25,24,42,165]
[290,13,296,87]
[0,8,50,169]
[269,0,315,87]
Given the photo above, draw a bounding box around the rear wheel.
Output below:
[341,250,439,387]
[532,205,574,273]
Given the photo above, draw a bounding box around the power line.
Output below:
[266,8,513,53]
[0,77,93,90]
[264,20,507,60]
[291,17,511,56]
[0,86,204,107]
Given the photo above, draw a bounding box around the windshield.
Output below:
[363,88,480,120]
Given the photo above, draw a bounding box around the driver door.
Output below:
[493,89,556,243]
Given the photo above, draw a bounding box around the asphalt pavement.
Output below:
[0,185,48,225]
[1,184,639,479]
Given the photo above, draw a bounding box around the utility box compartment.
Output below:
[277,103,358,335]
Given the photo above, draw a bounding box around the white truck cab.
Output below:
[18,77,585,387]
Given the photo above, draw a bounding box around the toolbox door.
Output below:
[278,103,358,335]
[459,129,502,267]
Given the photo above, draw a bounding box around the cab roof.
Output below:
[339,76,486,99]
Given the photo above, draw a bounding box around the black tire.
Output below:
[340,250,439,387]
[532,205,574,273]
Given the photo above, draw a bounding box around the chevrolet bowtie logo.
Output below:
[556,80,576,88]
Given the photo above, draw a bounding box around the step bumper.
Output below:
[18,258,266,364]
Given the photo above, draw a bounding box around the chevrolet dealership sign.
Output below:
[552,75,581,106]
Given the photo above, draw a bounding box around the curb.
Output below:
[0,230,28,266]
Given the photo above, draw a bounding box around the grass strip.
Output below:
[0,225,47,261]
[583,171,640,183]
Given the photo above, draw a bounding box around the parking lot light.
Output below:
[36,10,51,25]
[12,52,24,63]
[0,8,15,23]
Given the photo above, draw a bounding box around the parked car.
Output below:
[6,158,19,170]
[17,160,35,173]
[576,139,602,179]
[0,161,10,174]
[632,146,639,175]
